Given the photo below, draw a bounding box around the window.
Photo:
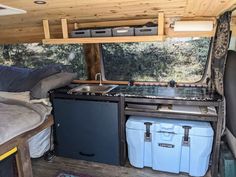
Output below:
[102,38,211,83]
[0,43,87,79]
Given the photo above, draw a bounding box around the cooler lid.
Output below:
[126,116,157,131]
[155,118,214,137]
[126,116,213,137]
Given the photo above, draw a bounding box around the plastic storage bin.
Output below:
[134,26,158,36]
[112,27,134,36]
[126,116,214,177]
[71,29,91,38]
[91,28,112,37]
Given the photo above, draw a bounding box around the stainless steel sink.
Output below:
[68,84,118,94]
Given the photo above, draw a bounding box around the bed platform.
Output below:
[0,115,54,177]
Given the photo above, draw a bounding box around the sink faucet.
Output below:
[95,73,102,86]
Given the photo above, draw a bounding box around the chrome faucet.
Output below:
[95,73,102,86]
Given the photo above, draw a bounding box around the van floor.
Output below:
[32,156,211,177]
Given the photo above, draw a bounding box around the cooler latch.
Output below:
[144,122,152,142]
[182,126,192,146]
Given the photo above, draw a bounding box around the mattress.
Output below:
[0,98,51,145]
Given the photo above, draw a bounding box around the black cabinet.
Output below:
[53,98,120,165]
[0,154,17,177]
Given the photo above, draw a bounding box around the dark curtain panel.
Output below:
[211,11,232,95]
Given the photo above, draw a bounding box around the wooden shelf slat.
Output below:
[42,35,165,44]
[42,20,50,39]
[61,19,68,39]
[158,12,164,35]
[125,109,218,122]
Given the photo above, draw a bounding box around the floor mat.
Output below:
[56,171,96,177]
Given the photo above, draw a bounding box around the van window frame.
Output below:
[100,38,213,84]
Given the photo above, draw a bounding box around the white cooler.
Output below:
[126,116,214,177]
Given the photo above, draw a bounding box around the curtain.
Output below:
[211,11,232,96]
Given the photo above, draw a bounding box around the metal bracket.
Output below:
[182,125,192,146]
[144,122,152,142]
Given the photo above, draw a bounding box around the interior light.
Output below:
[174,21,214,32]
[34,1,46,5]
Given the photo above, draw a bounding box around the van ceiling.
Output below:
[0,0,235,44]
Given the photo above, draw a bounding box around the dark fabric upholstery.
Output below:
[211,11,232,96]
[0,65,31,91]
[225,50,236,136]
[0,65,63,92]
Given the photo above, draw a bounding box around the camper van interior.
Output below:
[0,1,236,177]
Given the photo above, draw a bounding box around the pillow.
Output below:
[0,91,30,102]
[31,72,77,99]
[0,65,63,92]
[0,65,31,91]
[8,65,61,92]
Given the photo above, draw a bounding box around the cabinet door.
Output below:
[53,99,120,165]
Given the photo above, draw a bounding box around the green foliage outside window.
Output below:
[0,43,87,80]
[102,38,210,82]
[0,38,210,83]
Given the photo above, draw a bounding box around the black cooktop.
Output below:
[109,85,220,101]
[52,84,221,101]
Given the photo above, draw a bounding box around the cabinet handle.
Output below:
[79,152,95,157]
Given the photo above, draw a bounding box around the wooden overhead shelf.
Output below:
[42,35,165,44]
[42,13,165,44]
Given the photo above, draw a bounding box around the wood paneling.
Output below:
[0,0,235,44]
[184,0,236,17]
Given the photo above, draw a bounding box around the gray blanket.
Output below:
[0,97,52,145]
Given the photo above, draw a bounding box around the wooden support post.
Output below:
[83,44,102,80]
[61,18,68,39]
[43,19,50,39]
[119,96,126,166]
[15,140,33,177]
[211,101,224,177]
[158,12,164,35]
